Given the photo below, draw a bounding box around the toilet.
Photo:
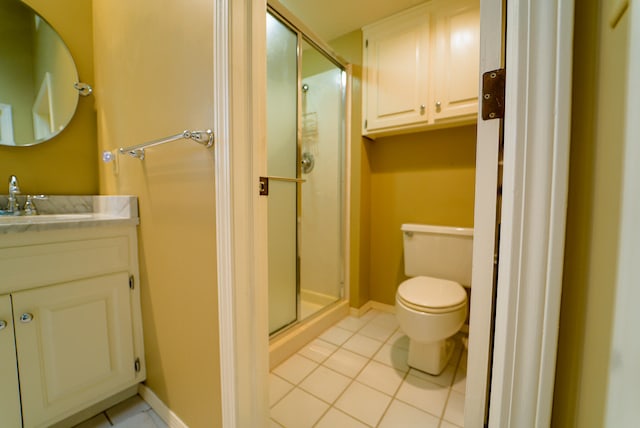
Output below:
[395,223,473,375]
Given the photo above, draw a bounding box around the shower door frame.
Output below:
[213,0,574,427]
[267,4,350,337]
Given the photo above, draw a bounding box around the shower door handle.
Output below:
[259,176,306,196]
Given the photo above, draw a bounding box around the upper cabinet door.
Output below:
[432,0,480,123]
[0,294,21,428]
[13,273,135,428]
[363,3,432,134]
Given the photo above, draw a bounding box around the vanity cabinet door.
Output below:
[13,273,136,428]
[432,0,480,123]
[0,294,22,428]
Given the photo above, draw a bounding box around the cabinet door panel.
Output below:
[0,295,21,428]
[14,273,135,428]
[364,6,431,132]
[433,0,480,121]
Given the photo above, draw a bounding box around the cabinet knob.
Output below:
[20,313,34,323]
[0,320,6,331]
[420,104,426,114]
[435,101,442,112]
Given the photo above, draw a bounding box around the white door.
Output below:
[14,273,135,428]
[0,294,21,428]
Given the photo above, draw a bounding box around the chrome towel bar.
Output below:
[109,129,214,161]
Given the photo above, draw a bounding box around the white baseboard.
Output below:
[138,384,188,428]
[349,300,395,317]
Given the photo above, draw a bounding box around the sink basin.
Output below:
[0,213,94,224]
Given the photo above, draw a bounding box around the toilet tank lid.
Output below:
[401,224,473,236]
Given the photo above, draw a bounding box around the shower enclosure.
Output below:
[266,8,347,335]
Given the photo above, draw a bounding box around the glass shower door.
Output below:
[266,13,299,334]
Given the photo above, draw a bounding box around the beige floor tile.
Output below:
[113,412,158,428]
[443,390,465,427]
[386,330,410,349]
[358,322,396,342]
[146,409,168,428]
[314,408,369,428]
[269,373,295,407]
[356,360,406,396]
[373,343,410,372]
[272,354,318,385]
[73,413,111,428]
[298,338,337,363]
[299,365,351,404]
[319,326,353,346]
[323,348,368,378]
[378,399,440,428]
[342,333,384,358]
[270,388,329,428]
[334,382,392,427]
[395,374,449,417]
[440,420,463,428]
[452,364,467,394]
[336,316,369,332]
[408,363,457,387]
[106,395,150,425]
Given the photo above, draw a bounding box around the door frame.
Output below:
[604,2,640,425]
[213,0,575,426]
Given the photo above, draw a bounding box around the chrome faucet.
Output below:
[7,175,21,214]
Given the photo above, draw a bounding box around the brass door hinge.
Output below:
[482,69,506,120]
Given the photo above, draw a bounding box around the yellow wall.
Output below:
[327,31,373,308]
[552,0,629,425]
[0,0,97,194]
[368,126,476,305]
[92,1,221,427]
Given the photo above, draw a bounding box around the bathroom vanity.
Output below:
[0,196,145,428]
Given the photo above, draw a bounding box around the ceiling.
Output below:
[279,0,427,42]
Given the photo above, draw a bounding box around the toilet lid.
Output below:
[397,276,467,311]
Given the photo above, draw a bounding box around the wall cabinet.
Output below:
[362,0,480,138]
[0,225,145,428]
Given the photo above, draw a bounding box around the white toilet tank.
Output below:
[402,224,473,287]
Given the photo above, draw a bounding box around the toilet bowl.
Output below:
[396,276,467,374]
[395,224,473,375]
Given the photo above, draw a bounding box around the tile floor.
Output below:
[73,395,168,428]
[270,309,467,428]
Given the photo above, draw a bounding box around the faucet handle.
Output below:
[23,195,47,216]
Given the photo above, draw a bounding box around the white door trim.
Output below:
[605,2,640,425]
[214,0,269,426]
[465,0,503,425]
[214,0,575,426]
[489,0,574,426]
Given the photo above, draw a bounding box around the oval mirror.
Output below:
[0,0,81,146]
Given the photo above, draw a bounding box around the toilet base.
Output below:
[407,337,455,375]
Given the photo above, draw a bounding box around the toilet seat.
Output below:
[397,276,467,314]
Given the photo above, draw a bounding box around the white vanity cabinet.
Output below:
[0,224,145,428]
[0,294,22,428]
[362,0,480,138]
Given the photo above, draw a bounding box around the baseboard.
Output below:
[350,300,395,317]
[138,384,189,428]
